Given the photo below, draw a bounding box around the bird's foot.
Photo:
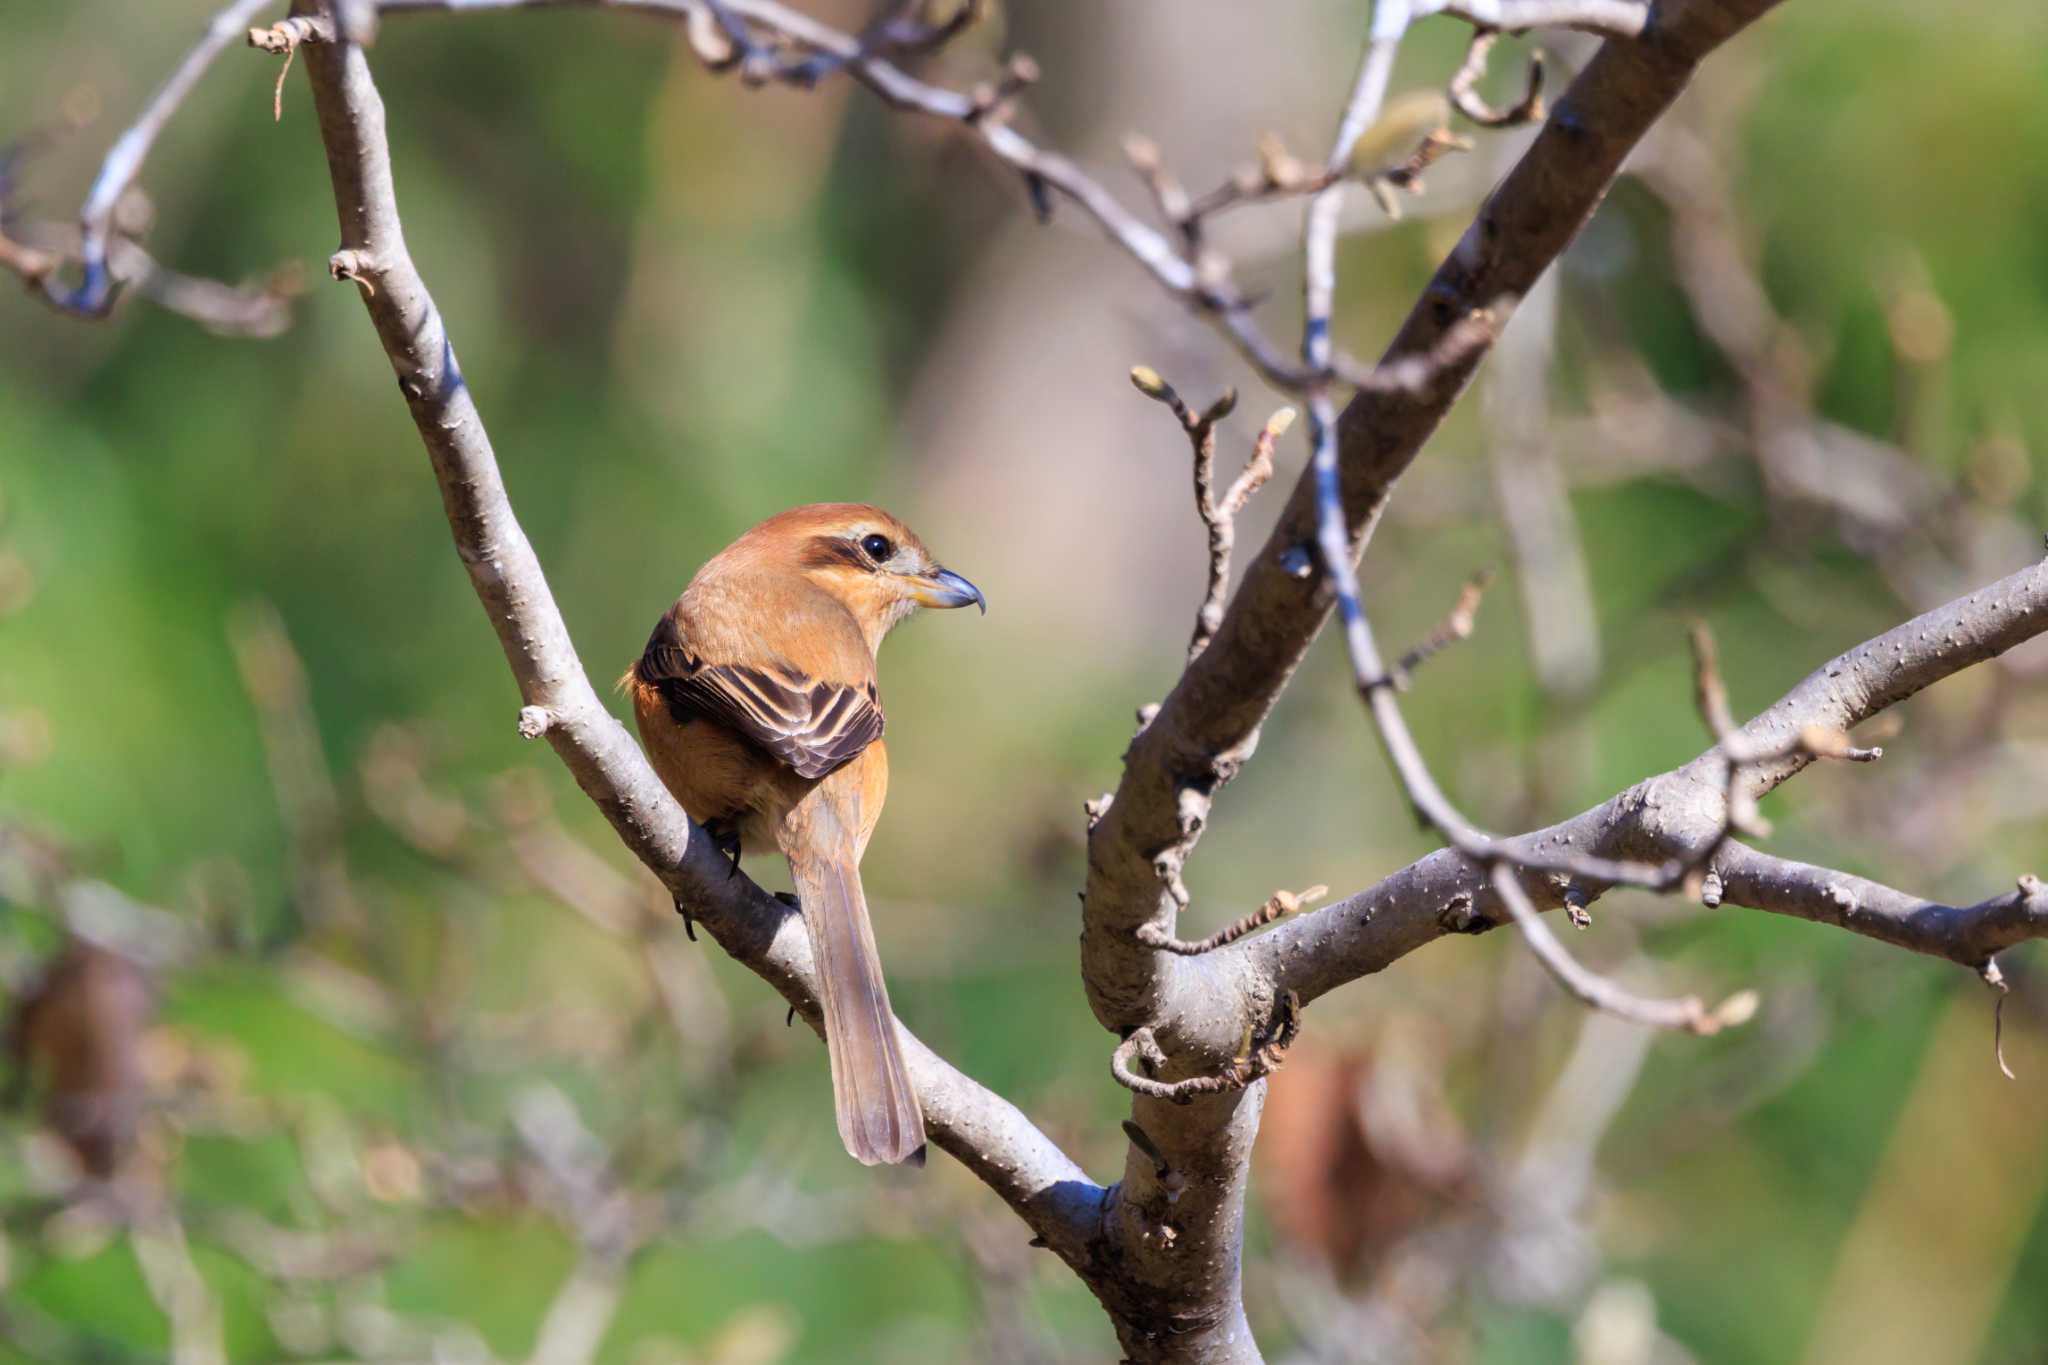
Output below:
[706,821,744,880]
[774,893,802,1029]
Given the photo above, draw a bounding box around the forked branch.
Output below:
[19,0,1993,1360]
[288,18,1107,1279]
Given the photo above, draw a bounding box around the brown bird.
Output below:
[622,504,984,1166]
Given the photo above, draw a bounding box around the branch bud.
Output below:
[1709,989,1759,1030]
[1129,365,1170,399]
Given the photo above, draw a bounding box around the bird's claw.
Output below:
[706,820,743,880]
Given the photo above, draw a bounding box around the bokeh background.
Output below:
[4,2,2048,1362]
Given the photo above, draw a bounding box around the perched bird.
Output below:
[622,504,984,1166]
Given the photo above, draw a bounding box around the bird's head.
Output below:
[746,503,985,645]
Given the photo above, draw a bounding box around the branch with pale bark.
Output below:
[14,0,2048,1359]
[1234,554,2048,1012]
[0,0,297,332]
[286,13,1106,1273]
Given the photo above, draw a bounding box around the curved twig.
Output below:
[1449,29,1546,128]
[1135,886,1324,956]
[291,22,1106,1268]
[43,0,279,317]
[1111,993,1302,1104]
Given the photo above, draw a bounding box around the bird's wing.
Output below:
[636,617,884,781]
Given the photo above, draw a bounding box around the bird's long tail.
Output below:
[783,802,925,1167]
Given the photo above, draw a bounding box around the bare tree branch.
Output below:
[372,0,1387,394]
[1687,617,1881,844]
[289,17,1107,1276]
[1113,994,1302,1104]
[3,164,298,336]
[1237,554,2048,1007]
[1449,29,1547,128]
[1490,863,1757,1034]
[1714,847,2048,970]
[157,2,1796,1356]
[1130,367,1297,664]
[1081,0,1789,1053]
[67,233,296,336]
[1391,569,1494,685]
[1136,886,1326,958]
[1062,12,1787,1357]
[30,0,2019,1358]
[26,0,279,318]
[1423,0,1648,37]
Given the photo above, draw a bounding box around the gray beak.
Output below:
[911,567,986,615]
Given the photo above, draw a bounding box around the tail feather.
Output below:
[786,836,925,1167]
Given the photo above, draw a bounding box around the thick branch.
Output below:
[1236,554,2048,1004]
[1076,12,1785,1358]
[1720,567,2048,801]
[1715,846,2048,968]
[1082,0,1787,1044]
[290,16,1104,1271]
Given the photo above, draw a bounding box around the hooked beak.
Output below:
[909,567,986,614]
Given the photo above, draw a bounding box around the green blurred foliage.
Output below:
[2,3,2047,1363]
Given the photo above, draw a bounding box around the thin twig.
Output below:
[1689,618,1882,841]
[41,0,279,317]
[1169,133,1342,246]
[1111,993,1303,1104]
[1136,886,1326,956]
[1489,864,1757,1035]
[1392,569,1495,683]
[524,1256,628,1365]
[1296,8,1635,904]
[292,24,1106,1266]
[1132,366,1298,661]
[374,0,1391,392]
[1488,272,1600,699]
[1331,552,1686,888]
[1419,0,1648,36]
[249,15,337,120]
[1981,955,2016,1081]
[1302,1,1411,389]
[2,167,296,337]
[1448,29,1546,128]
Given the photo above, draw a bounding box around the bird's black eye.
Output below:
[859,533,894,563]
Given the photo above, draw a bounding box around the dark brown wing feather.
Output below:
[636,616,884,780]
